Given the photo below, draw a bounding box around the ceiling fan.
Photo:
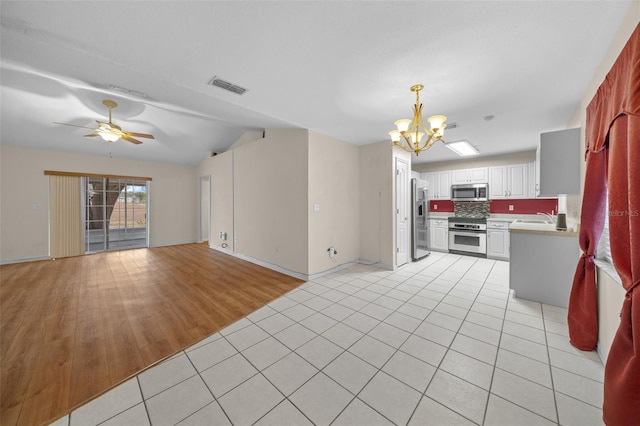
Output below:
[54,99,155,144]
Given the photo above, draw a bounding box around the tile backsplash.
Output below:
[430,199,559,215]
[454,201,490,218]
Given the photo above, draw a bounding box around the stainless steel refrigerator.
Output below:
[412,178,430,260]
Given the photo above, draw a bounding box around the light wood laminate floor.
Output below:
[0,244,303,426]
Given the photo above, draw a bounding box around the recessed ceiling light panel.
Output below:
[445,140,479,157]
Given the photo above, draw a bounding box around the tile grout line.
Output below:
[542,305,561,425]
[482,259,512,426]
[182,344,235,425]
[404,255,494,426]
[136,375,153,426]
[69,254,604,425]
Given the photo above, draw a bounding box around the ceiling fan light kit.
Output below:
[54,99,155,145]
[389,84,449,156]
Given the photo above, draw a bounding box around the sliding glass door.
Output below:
[85,177,148,253]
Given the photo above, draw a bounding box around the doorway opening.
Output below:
[200,175,211,244]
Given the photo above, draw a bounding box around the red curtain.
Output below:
[568,148,606,350]
[568,23,640,425]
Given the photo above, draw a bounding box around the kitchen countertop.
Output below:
[429,213,562,222]
[428,213,451,220]
[427,213,580,236]
[509,226,579,237]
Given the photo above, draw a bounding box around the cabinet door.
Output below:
[425,173,437,199]
[437,171,451,200]
[488,166,508,199]
[451,168,488,184]
[508,164,528,198]
[487,229,509,259]
[433,225,448,251]
[451,169,470,185]
[429,222,437,248]
[539,128,581,196]
[468,167,488,183]
[527,162,537,198]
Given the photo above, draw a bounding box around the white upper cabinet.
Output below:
[508,164,528,198]
[528,162,538,198]
[423,171,451,199]
[488,166,507,199]
[537,128,581,196]
[451,167,489,185]
[489,164,528,199]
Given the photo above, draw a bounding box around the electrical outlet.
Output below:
[328,247,337,258]
[509,205,514,211]
[434,204,438,210]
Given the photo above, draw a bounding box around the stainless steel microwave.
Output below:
[451,183,489,201]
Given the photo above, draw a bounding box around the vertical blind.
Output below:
[49,175,84,258]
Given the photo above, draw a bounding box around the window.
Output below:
[597,200,613,264]
[84,177,149,253]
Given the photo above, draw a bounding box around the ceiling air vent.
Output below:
[207,76,248,95]
[447,122,459,130]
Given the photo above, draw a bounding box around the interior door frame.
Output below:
[396,158,409,267]
[199,175,211,244]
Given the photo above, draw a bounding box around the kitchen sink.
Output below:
[510,219,557,231]
[512,219,554,225]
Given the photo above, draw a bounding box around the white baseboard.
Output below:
[0,256,51,265]
[207,247,389,282]
[209,247,309,281]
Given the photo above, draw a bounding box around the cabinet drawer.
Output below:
[487,221,509,229]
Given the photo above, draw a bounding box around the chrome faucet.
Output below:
[537,212,556,223]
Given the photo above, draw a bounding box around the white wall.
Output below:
[358,142,410,269]
[359,141,391,267]
[566,3,639,361]
[201,129,368,278]
[233,129,310,275]
[308,131,360,274]
[0,145,198,263]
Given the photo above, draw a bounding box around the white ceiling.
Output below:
[0,1,632,165]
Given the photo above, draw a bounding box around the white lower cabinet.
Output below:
[429,219,449,252]
[487,220,510,260]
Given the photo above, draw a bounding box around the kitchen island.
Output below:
[509,224,580,308]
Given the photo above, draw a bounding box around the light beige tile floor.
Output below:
[51,252,605,426]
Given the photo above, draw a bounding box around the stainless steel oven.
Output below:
[448,218,487,256]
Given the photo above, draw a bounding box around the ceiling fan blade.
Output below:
[84,133,100,137]
[122,135,143,145]
[53,122,97,131]
[124,131,155,139]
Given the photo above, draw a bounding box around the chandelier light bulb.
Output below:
[410,131,425,144]
[427,115,447,131]
[394,119,412,133]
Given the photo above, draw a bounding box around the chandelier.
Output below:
[388,84,447,156]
